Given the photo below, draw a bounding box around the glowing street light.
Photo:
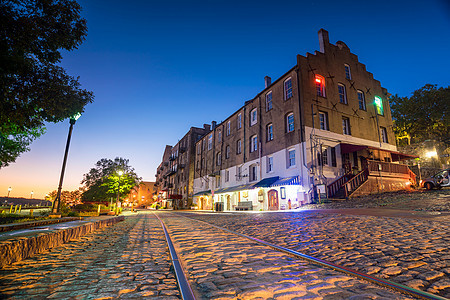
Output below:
[52,113,81,215]
[30,191,34,199]
[7,187,11,198]
[116,170,123,215]
[425,150,437,158]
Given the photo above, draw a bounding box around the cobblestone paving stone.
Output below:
[179,211,450,298]
[159,212,413,300]
[0,212,180,300]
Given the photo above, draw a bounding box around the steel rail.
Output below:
[176,213,447,300]
[153,212,196,300]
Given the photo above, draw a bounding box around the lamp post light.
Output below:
[116,170,123,215]
[51,113,81,215]
[7,187,11,198]
[30,191,33,199]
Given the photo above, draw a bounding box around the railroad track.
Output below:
[155,211,447,300]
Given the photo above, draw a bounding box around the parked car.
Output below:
[421,169,450,190]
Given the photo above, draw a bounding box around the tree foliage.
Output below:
[0,0,94,168]
[390,84,449,146]
[48,189,81,206]
[81,158,141,203]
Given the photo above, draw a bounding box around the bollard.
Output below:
[9,205,13,213]
[30,209,33,217]
[97,205,101,215]
[14,205,18,214]
[18,205,22,213]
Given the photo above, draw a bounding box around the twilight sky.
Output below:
[1,0,450,199]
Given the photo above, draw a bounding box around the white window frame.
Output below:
[315,74,326,97]
[342,117,351,135]
[250,135,258,153]
[250,108,257,126]
[237,113,242,129]
[322,147,328,165]
[237,139,241,154]
[344,64,351,80]
[218,130,222,142]
[236,166,242,181]
[284,77,293,100]
[226,121,231,136]
[286,113,294,132]
[267,123,273,141]
[381,127,388,143]
[208,134,213,150]
[225,145,230,159]
[288,149,296,167]
[225,170,230,182]
[249,164,257,182]
[338,83,347,104]
[266,91,273,111]
[319,111,328,130]
[358,90,366,110]
[267,156,273,173]
[216,152,222,166]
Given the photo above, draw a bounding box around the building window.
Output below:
[315,75,326,97]
[237,166,242,181]
[237,113,242,129]
[237,139,241,154]
[216,152,222,166]
[208,134,213,150]
[375,96,384,115]
[267,123,273,141]
[267,156,273,173]
[250,135,258,152]
[266,91,272,111]
[288,149,296,167]
[381,127,388,143]
[284,78,293,100]
[250,108,257,126]
[249,164,257,182]
[225,170,230,182]
[319,111,328,130]
[342,117,351,135]
[197,144,201,154]
[322,147,328,165]
[338,84,347,104]
[286,113,294,133]
[358,90,366,110]
[216,176,220,188]
[344,64,351,80]
[218,130,222,142]
[331,147,337,167]
[225,145,230,158]
[226,121,231,136]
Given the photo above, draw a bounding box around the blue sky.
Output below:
[1,0,449,198]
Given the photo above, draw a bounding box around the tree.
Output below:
[81,158,141,203]
[48,189,81,206]
[390,84,449,146]
[0,0,94,168]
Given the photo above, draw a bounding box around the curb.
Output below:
[0,216,124,268]
[0,217,83,233]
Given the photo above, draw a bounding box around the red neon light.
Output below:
[315,78,321,83]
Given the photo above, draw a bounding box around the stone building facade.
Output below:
[192,29,415,211]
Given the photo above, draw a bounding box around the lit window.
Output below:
[315,75,326,97]
[267,156,273,173]
[250,108,257,126]
[237,113,242,129]
[226,121,231,136]
[286,113,294,132]
[342,117,351,135]
[381,127,388,143]
[288,149,296,167]
[266,92,272,111]
[216,152,222,166]
[225,145,230,158]
[358,90,366,110]
[338,84,347,104]
[267,123,273,141]
[319,111,328,130]
[375,96,384,115]
[208,134,213,150]
[284,78,293,100]
[250,135,258,152]
[344,64,351,80]
[236,139,241,154]
[249,164,257,181]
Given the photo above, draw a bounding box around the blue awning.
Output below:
[270,176,300,187]
[193,190,211,196]
[253,176,280,188]
[224,183,257,193]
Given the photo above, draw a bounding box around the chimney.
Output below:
[318,28,329,53]
[203,123,211,131]
[211,121,217,130]
[264,76,271,88]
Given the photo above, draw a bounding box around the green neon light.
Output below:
[374,96,383,115]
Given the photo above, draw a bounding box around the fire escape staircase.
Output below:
[327,169,369,199]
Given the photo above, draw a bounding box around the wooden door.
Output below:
[268,189,278,210]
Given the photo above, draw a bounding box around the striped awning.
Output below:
[270,176,300,187]
[252,176,280,188]
[193,190,211,196]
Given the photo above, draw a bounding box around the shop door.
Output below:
[226,195,231,211]
[267,189,279,210]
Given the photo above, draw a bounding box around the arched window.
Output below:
[216,152,222,165]
[250,135,258,152]
[315,75,326,97]
[250,108,257,126]
[266,91,272,111]
[286,113,294,133]
[344,64,351,80]
[267,123,273,141]
[225,145,230,159]
[284,78,293,100]
[338,83,347,104]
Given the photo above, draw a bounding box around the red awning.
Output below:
[339,143,418,161]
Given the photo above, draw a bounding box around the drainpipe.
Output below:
[295,66,308,203]
[258,96,263,181]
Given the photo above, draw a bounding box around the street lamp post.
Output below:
[51,113,81,215]
[116,170,123,215]
[7,187,11,198]
[30,191,33,199]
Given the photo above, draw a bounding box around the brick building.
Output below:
[192,29,416,211]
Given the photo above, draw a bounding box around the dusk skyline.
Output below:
[1,0,450,199]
